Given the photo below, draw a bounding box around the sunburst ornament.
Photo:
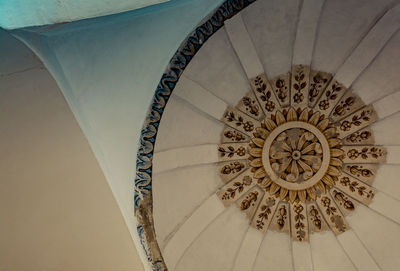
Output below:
[249,107,341,203]
[217,67,386,241]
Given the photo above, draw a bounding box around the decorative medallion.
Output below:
[133,0,395,268]
[217,69,386,240]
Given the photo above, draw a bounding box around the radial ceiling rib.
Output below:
[292,241,314,271]
[231,227,264,271]
[337,145,399,164]
[252,231,293,271]
[225,13,264,80]
[289,0,326,109]
[334,4,400,88]
[373,90,400,119]
[163,194,225,270]
[152,144,219,174]
[228,225,250,271]
[352,31,400,105]
[368,191,400,225]
[346,204,400,270]
[337,230,381,271]
[372,111,400,145]
[386,146,400,164]
[173,76,228,120]
[314,4,400,117]
[309,231,357,271]
[333,169,400,226]
[333,90,400,140]
[152,164,221,250]
[154,94,224,152]
[312,0,398,74]
[183,28,250,106]
[292,0,325,65]
[241,0,300,78]
[174,205,249,271]
[373,165,400,201]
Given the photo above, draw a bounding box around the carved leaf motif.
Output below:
[224,110,255,132]
[221,162,245,175]
[276,205,287,229]
[309,71,332,106]
[310,207,322,230]
[292,203,307,241]
[347,165,373,178]
[221,176,252,200]
[338,175,375,201]
[223,129,247,142]
[255,197,276,230]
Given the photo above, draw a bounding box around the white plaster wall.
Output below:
[0,29,144,271]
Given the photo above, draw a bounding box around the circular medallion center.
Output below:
[262,121,331,191]
[292,150,301,160]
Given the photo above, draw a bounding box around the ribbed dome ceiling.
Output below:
[137,0,400,270]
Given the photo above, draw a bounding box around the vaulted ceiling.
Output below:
[0,0,167,29]
[4,0,400,270]
[150,0,400,270]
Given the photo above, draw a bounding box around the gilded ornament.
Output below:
[217,69,385,240]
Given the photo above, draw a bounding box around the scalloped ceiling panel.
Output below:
[134,0,400,270]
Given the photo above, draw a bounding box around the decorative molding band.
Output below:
[134,1,257,269]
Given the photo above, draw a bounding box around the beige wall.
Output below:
[0,30,144,271]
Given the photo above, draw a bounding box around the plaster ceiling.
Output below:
[0,0,168,29]
[149,0,400,270]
